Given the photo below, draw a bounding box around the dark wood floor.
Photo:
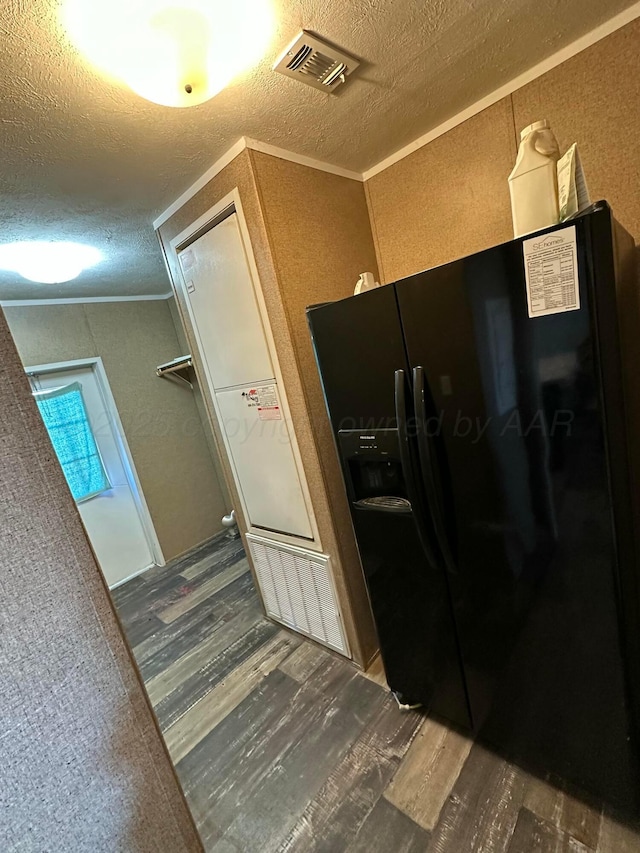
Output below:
[113,535,640,852]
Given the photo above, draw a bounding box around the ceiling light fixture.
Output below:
[61,0,274,108]
[0,242,103,284]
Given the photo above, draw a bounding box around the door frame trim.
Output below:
[25,356,165,568]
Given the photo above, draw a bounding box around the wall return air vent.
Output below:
[246,533,350,656]
[273,31,360,93]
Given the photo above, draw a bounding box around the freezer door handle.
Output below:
[394,369,440,567]
[413,366,458,575]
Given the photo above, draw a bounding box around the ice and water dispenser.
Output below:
[337,429,412,514]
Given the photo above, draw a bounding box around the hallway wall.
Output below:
[0,307,202,851]
[5,298,228,560]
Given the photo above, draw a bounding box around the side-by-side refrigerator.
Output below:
[307,202,640,815]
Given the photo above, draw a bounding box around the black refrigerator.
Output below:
[307,202,640,815]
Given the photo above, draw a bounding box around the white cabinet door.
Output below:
[180,213,274,390]
[216,384,313,540]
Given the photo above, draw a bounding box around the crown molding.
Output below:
[152,135,364,231]
[151,2,640,224]
[362,1,640,179]
[244,137,363,181]
[1,293,173,307]
[153,137,247,229]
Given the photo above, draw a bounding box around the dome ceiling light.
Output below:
[62,0,275,108]
[0,242,103,284]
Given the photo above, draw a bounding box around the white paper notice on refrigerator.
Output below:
[523,225,580,318]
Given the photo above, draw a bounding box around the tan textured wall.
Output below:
[366,18,640,280]
[366,97,517,283]
[511,17,640,240]
[249,150,380,665]
[0,308,202,852]
[157,150,378,666]
[5,300,228,561]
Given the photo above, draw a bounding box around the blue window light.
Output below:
[35,381,111,502]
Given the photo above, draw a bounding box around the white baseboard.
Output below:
[109,563,156,590]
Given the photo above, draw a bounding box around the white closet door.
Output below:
[180,213,274,390]
[216,384,313,540]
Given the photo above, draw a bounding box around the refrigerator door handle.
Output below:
[394,369,440,567]
[413,366,458,575]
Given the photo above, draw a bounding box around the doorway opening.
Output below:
[27,357,162,588]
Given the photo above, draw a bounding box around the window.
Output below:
[35,381,111,502]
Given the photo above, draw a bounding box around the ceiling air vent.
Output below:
[273,31,360,93]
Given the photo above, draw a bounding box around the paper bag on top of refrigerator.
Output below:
[557,143,591,221]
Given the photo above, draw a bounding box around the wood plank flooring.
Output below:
[113,535,640,852]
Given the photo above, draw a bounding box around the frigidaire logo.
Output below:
[532,236,564,251]
[360,435,376,440]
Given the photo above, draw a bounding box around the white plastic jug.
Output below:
[508,120,560,237]
[354,271,380,295]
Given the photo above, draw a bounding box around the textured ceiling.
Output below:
[0,0,636,300]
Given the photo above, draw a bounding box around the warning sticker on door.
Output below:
[523,225,580,318]
[245,385,282,420]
